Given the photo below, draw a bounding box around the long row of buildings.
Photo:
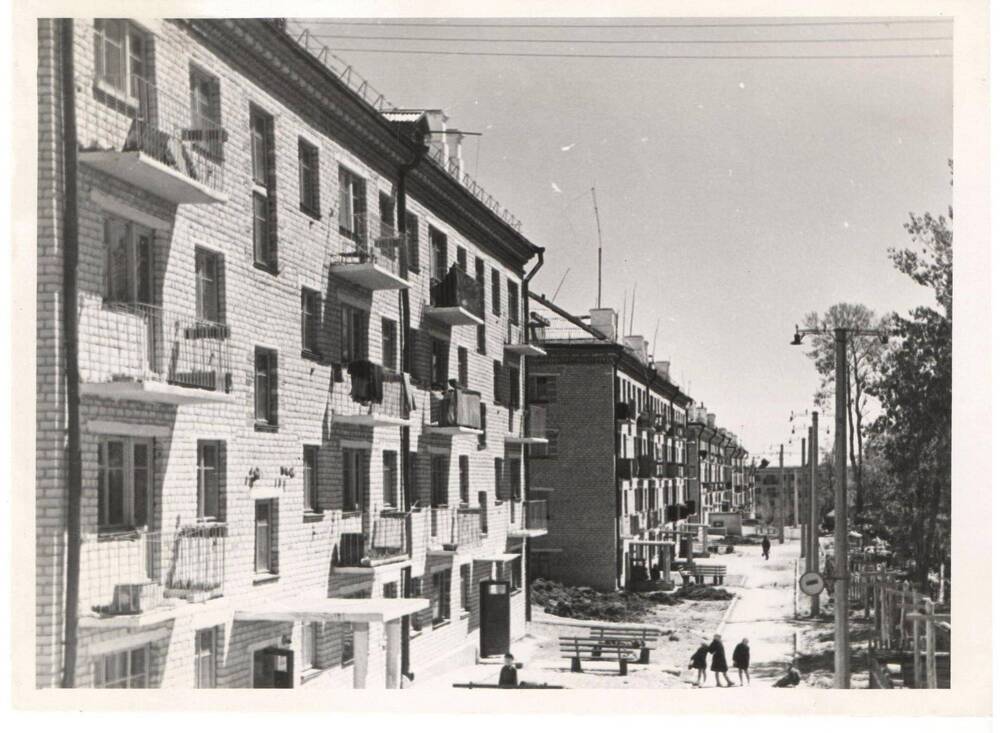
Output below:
[35,17,754,689]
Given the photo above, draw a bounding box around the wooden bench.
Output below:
[587,626,659,664]
[682,564,727,585]
[558,636,638,675]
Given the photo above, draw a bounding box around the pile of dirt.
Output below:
[673,585,735,601]
[532,578,658,622]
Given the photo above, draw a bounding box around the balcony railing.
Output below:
[430,265,483,312]
[615,401,637,421]
[617,457,638,481]
[333,366,409,425]
[79,298,233,403]
[337,511,410,567]
[79,71,227,203]
[637,455,660,479]
[525,404,546,439]
[430,506,484,550]
[79,524,227,617]
[509,499,547,538]
[429,388,482,431]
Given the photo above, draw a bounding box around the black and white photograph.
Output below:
[8,0,992,718]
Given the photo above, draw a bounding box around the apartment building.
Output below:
[684,405,749,531]
[524,302,693,592]
[37,18,546,689]
[754,465,807,529]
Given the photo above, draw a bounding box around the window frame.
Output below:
[250,106,277,271]
[491,268,501,316]
[430,454,449,508]
[381,318,398,372]
[338,166,368,243]
[97,435,152,532]
[382,450,398,508]
[303,444,320,514]
[103,214,153,306]
[301,288,321,357]
[341,304,368,364]
[196,440,224,522]
[457,346,468,388]
[194,247,223,324]
[254,347,279,429]
[431,569,451,625]
[189,66,223,161]
[429,227,448,284]
[342,448,367,513]
[298,138,320,217]
[94,644,150,689]
[93,19,149,105]
[507,279,520,326]
[254,499,276,575]
[404,211,420,273]
[194,627,217,688]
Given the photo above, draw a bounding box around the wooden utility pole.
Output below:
[799,436,806,558]
[810,411,820,617]
[778,444,785,543]
[834,328,850,688]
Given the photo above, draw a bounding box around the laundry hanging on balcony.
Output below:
[348,359,384,404]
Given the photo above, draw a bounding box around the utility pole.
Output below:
[778,444,785,543]
[591,186,603,308]
[810,411,820,617]
[833,327,850,688]
[799,436,806,558]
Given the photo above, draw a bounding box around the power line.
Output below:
[315,47,951,60]
[300,18,953,30]
[305,32,953,45]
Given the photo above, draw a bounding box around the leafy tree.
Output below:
[800,304,889,521]
[869,167,952,592]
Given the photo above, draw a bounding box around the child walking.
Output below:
[732,638,751,686]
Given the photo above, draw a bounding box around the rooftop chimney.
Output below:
[707,413,717,429]
[589,308,617,341]
[424,110,449,164]
[444,128,464,179]
[623,336,648,365]
[653,360,671,382]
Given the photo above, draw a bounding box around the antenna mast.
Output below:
[591,186,604,308]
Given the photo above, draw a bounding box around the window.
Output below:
[103,215,152,304]
[431,570,451,624]
[94,645,149,688]
[338,166,367,242]
[409,577,424,632]
[507,280,520,325]
[460,564,471,611]
[197,440,224,521]
[474,258,486,317]
[254,348,278,428]
[195,627,217,688]
[189,67,222,159]
[97,436,151,530]
[476,325,486,355]
[254,500,276,575]
[508,366,520,408]
[431,455,448,507]
[531,430,557,459]
[341,305,367,363]
[341,625,354,664]
[250,107,277,270]
[478,404,487,449]
[382,450,398,507]
[491,268,501,315]
[456,246,467,272]
[430,227,448,284]
[459,455,470,504]
[301,622,320,673]
[383,581,398,598]
[431,338,449,389]
[494,458,504,501]
[94,20,148,101]
[195,248,223,323]
[381,319,397,372]
[301,288,321,356]
[493,361,505,405]
[297,138,320,216]
[303,445,319,513]
[378,192,395,238]
[509,458,521,500]
[342,448,366,512]
[457,347,468,388]
[511,556,522,590]
[405,211,420,273]
[528,375,557,403]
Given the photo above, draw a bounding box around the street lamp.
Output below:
[790,324,888,689]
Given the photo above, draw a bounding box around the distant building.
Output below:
[685,406,751,528]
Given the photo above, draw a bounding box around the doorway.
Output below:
[479,579,510,658]
[252,646,294,688]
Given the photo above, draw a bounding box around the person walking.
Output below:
[498,653,519,688]
[707,634,735,687]
[732,638,751,686]
[761,536,771,561]
[688,640,710,687]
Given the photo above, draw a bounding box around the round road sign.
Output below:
[799,571,825,596]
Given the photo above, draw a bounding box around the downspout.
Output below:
[520,247,543,623]
[395,129,426,684]
[59,18,82,689]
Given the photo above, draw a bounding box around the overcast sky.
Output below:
[297,17,953,461]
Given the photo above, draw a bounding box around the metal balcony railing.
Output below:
[637,455,660,479]
[80,70,227,196]
[519,499,548,533]
[430,264,483,312]
[78,524,227,616]
[334,211,402,270]
[525,404,546,439]
[617,458,638,481]
[431,388,482,430]
[615,401,637,421]
[79,298,232,396]
[337,511,410,567]
[430,506,484,549]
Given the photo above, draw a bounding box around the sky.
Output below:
[295,17,953,461]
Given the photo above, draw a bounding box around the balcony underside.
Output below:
[334,553,410,573]
[80,150,227,205]
[503,343,547,357]
[329,262,410,290]
[81,380,234,405]
[331,413,410,427]
[507,528,548,538]
[423,425,483,436]
[504,435,548,445]
[423,306,484,327]
[78,594,227,629]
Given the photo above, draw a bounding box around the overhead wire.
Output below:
[300,19,954,30]
[301,47,951,60]
[303,32,953,45]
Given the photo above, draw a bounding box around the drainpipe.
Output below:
[59,18,82,689]
[519,248,543,623]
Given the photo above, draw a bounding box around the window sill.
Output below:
[301,349,324,363]
[254,422,279,433]
[253,261,280,277]
[432,619,450,630]
[302,511,325,522]
[300,204,321,220]
[252,572,280,585]
[300,667,325,684]
[459,610,471,621]
[97,527,144,541]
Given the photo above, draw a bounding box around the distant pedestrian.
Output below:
[761,536,771,561]
[498,653,518,688]
[688,640,710,687]
[732,638,751,686]
[707,634,735,687]
[772,665,801,688]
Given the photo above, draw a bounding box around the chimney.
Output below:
[589,308,616,341]
[444,128,464,179]
[424,110,449,164]
[654,360,671,382]
[707,413,717,429]
[622,336,648,364]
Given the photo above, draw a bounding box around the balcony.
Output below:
[637,411,654,431]
[425,388,483,436]
[336,511,410,568]
[503,319,546,357]
[505,404,547,445]
[79,299,233,405]
[615,401,637,421]
[508,499,548,538]
[637,455,660,479]
[329,213,410,290]
[78,524,227,625]
[425,265,484,326]
[78,73,227,205]
[617,457,638,481]
[664,463,684,479]
[429,506,485,551]
[331,368,409,427]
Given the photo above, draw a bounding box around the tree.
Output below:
[800,304,889,521]
[869,167,952,592]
